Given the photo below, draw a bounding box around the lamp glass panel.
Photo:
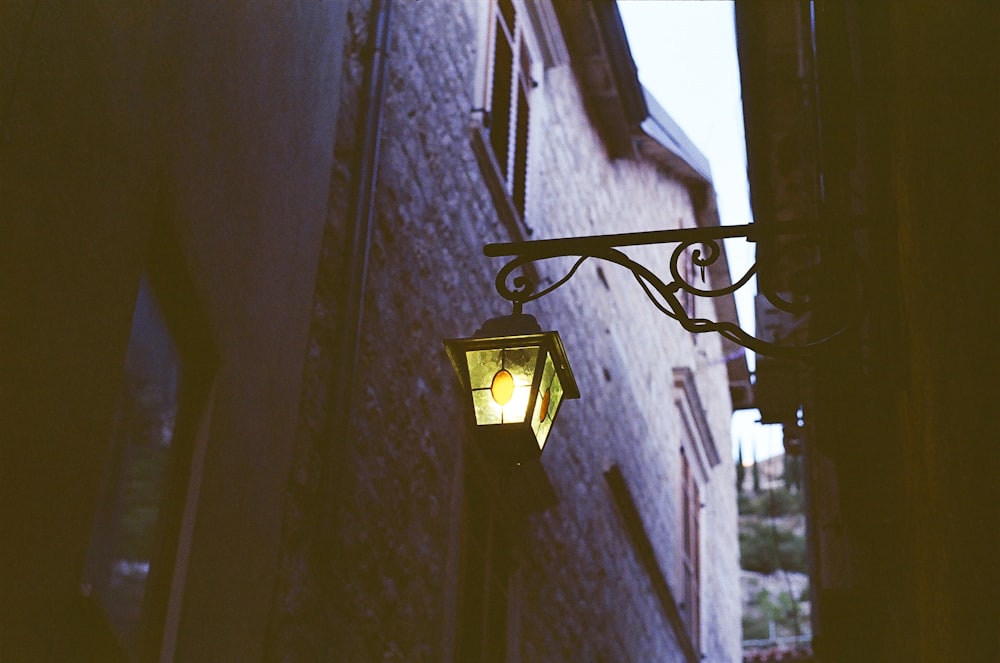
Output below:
[472,388,503,425]
[530,352,554,433]
[503,382,532,424]
[531,351,564,449]
[502,346,540,386]
[467,348,503,390]
[466,345,539,425]
[500,345,538,423]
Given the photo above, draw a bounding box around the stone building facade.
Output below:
[2,0,745,660]
[266,2,743,661]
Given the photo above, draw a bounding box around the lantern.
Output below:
[444,313,579,464]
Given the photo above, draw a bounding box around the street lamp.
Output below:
[444,312,579,464]
[445,221,861,458]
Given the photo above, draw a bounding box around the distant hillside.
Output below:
[738,454,810,649]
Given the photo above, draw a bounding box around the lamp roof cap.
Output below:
[474,313,542,337]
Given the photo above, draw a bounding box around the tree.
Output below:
[737,443,746,494]
[784,453,801,491]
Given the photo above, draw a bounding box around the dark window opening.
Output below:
[489,11,515,182]
[84,276,179,656]
[83,230,212,660]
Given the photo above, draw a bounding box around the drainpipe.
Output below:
[324,0,393,523]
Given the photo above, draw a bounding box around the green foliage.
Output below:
[737,446,746,494]
[758,588,799,622]
[783,454,802,491]
[742,611,770,640]
[112,379,174,560]
[738,491,754,515]
[743,589,805,640]
[738,487,803,517]
[119,443,169,559]
[737,458,812,641]
[739,520,807,574]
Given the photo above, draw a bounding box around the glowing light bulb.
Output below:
[491,369,515,405]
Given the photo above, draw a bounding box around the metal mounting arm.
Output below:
[484,222,862,359]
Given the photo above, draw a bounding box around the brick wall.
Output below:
[268,1,740,660]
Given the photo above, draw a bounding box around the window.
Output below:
[474,0,544,233]
[83,275,182,657]
[83,245,212,659]
[680,451,701,648]
[455,463,513,663]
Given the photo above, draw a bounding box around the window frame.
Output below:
[471,0,547,240]
[82,225,214,661]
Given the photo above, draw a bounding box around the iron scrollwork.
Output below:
[485,222,862,359]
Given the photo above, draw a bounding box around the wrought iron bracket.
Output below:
[484,222,863,359]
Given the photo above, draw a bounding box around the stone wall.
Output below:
[268,1,740,661]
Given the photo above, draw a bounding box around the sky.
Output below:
[617,1,784,462]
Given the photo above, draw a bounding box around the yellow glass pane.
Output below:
[467,349,502,390]
[502,383,531,423]
[552,365,563,394]
[502,346,540,386]
[531,353,556,433]
[472,388,502,425]
[491,369,515,405]
[533,357,564,450]
[535,412,553,449]
[549,370,564,418]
